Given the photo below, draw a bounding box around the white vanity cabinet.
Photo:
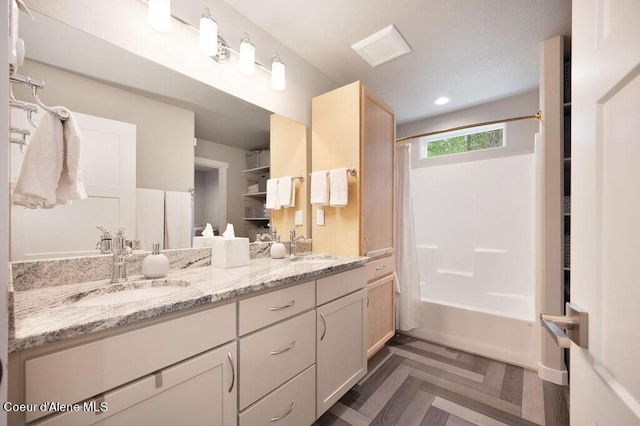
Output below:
[316,267,367,417]
[10,302,237,426]
[33,341,237,426]
[237,281,316,425]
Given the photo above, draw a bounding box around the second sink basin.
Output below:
[68,280,193,307]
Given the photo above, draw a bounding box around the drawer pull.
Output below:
[320,312,327,341]
[375,265,386,271]
[228,352,235,393]
[270,340,296,355]
[269,300,295,311]
[270,401,296,422]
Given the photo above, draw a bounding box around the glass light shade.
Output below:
[239,36,256,75]
[199,12,218,56]
[271,58,286,91]
[147,0,172,33]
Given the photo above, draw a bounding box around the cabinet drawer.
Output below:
[25,303,236,422]
[317,267,366,306]
[239,365,315,426]
[34,342,237,426]
[366,255,394,282]
[239,281,315,336]
[239,310,315,410]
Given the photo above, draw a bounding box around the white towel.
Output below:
[329,168,349,207]
[136,188,165,251]
[276,176,294,209]
[13,110,87,208]
[164,191,192,249]
[310,170,329,205]
[265,178,279,210]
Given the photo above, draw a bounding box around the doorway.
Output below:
[194,157,228,238]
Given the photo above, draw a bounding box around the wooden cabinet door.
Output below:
[361,87,395,257]
[316,289,367,417]
[367,275,395,359]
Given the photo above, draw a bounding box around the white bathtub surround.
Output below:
[410,154,536,368]
[395,143,422,330]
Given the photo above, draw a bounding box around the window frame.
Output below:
[419,122,507,159]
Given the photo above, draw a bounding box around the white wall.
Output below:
[14,60,195,192]
[195,139,260,238]
[24,0,337,126]
[399,90,539,168]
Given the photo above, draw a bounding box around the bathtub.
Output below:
[403,282,537,369]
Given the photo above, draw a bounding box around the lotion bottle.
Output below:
[142,242,169,279]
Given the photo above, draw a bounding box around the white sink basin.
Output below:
[69,280,192,307]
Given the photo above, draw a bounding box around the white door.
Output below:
[10,111,136,260]
[572,1,640,424]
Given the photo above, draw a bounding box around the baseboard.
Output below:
[538,362,569,385]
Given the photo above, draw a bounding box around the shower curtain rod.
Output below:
[395,110,542,143]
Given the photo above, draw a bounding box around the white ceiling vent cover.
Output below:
[351,25,412,67]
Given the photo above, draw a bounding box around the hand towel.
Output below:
[329,168,349,207]
[164,191,192,249]
[136,188,165,251]
[276,176,294,209]
[13,109,87,208]
[310,170,329,205]
[56,111,87,203]
[265,178,279,210]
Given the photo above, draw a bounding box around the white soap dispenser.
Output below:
[270,237,286,259]
[142,243,169,279]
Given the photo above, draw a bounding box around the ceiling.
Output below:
[19,1,571,148]
[221,0,572,125]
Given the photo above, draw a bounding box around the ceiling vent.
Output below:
[351,25,412,67]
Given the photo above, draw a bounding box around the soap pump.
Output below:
[142,242,169,279]
[270,235,286,259]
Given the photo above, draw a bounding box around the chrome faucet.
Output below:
[96,225,113,254]
[289,226,309,257]
[111,227,132,283]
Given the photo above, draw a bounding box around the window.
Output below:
[420,123,505,158]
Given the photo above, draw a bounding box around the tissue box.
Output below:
[210,237,250,268]
[193,236,216,248]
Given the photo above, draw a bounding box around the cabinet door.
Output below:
[367,275,395,359]
[361,87,395,257]
[35,342,238,426]
[316,289,367,417]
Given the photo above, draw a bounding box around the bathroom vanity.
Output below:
[7,253,367,425]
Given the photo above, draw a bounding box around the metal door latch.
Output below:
[541,302,588,348]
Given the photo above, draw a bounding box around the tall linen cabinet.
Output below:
[311,81,396,359]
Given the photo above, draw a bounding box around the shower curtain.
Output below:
[395,143,423,330]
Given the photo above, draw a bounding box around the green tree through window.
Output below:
[425,127,504,158]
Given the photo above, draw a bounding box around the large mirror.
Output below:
[10,10,295,260]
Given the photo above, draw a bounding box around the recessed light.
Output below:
[434,97,450,106]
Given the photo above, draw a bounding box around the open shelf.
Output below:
[242,165,270,174]
[243,192,267,198]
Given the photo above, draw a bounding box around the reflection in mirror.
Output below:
[9,10,293,260]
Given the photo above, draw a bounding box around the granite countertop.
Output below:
[10,254,367,353]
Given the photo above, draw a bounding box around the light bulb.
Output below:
[147,0,172,33]
[199,8,218,56]
[271,55,285,91]
[239,33,255,75]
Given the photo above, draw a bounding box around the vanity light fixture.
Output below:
[147,0,172,33]
[143,1,285,90]
[271,54,286,91]
[199,8,218,56]
[238,33,256,75]
[434,97,450,106]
